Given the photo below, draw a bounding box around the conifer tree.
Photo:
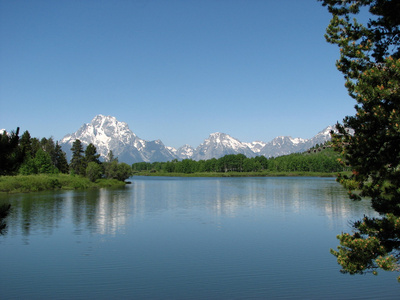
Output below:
[84,143,102,181]
[31,138,40,156]
[34,148,56,174]
[320,0,400,281]
[70,139,86,175]
[40,137,57,167]
[0,128,23,175]
[54,142,69,174]
[18,130,36,175]
[85,143,101,164]
[19,130,33,160]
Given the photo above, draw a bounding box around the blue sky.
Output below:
[0,0,354,148]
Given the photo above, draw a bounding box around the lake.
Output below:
[0,176,399,299]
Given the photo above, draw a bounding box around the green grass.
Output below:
[0,174,127,193]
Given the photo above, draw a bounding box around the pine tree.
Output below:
[85,143,101,164]
[19,130,33,160]
[84,143,102,181]
[320,0,400,281]
[0,128,23,175]
[70,139,86,175]
[34,148,56,174]
[40,137,57,166]
[54,142,69,174]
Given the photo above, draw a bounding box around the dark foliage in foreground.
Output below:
[320,0,400,281]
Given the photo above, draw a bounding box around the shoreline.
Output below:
[133,171,342,178]
[1,171,346,194]
[0,174,127,194]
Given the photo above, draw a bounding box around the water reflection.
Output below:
[2,177,393,300]
[64,188,131,235]
[0,177,375,239]
[96,188,130,235]
[0,203,11,235]
[1,188,131,239]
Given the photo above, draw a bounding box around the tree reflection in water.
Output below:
[0,203,11,235]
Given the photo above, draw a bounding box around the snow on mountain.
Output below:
[59,115,336,164]
[243,141,267,153]
[189,127,334,160]
[259,126,335,158]
[309,125,336,144]
[175,144,195,160]
[60,115,176,164]
[191,132,255,161]
[166,146,177,155]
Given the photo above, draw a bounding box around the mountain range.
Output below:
[60,115,335,164]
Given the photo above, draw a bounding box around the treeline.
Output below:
[0,128,132,182]
[0,128,67,176]
[1,127,344,181]
[132,144,346,174]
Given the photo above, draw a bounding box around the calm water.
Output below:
[0,176,399,299]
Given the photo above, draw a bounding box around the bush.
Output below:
[86,162,103,182]
[104,161,133,181]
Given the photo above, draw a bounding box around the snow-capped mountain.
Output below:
[188,126,335,160]
[258,136,306,158]
[243,141,267,154]
[191,132,256,161]
[174,144,195,160]
[258,125,335,158]
[59,115,336,164]
[60,115,176,164]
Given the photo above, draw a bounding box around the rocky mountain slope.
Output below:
[60,115,335,164]
[60,115,176,163]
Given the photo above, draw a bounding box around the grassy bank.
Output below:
[134,170,341,177]
[0,174,127,193]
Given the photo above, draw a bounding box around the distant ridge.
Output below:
[60,115,335,164]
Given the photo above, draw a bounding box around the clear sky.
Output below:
[0,0,355,149]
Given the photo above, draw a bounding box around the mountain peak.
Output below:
[175,144,194,160]
[59,115,337,163]
[192,132,254,160]
[60,115,175,164]
[208,132,229,139]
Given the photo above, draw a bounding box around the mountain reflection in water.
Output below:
[2,177,374,238]
[2,177,397,300]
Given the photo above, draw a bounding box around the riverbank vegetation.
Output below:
[0,174,126,193]
[0,129,132,193]
[134,171,341,178]
[132,144,347,176]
